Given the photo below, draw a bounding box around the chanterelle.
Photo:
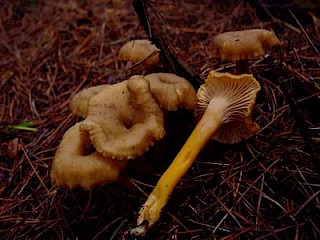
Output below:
[130,71,261,236]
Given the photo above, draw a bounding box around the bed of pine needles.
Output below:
[0,1,319,239]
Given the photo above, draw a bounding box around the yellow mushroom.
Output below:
[119,39,160,72]
[212,29,280,73]
[130,71,261,236]
[51,122,128,189]
[70,84,110,118]
[79,77,165,160]
[51,78,164,188]
[143,72,197,111]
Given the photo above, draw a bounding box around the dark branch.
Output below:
[132,0,204,89]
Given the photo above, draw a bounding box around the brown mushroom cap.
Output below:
[142,73,197,111]
[119,39,160,66]
[196,71,261,144]
[75,77,165,160]
[211,29,280,62]
[51,123,128,189]
[70,85,110,118]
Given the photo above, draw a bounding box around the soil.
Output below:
[0,1,319,239]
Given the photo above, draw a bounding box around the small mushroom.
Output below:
[77,77,165,160]
[143,73,197,111]
[51,122,128,189]
[119,39,160,72]
[130,71,261,235]
[211,29,280,73]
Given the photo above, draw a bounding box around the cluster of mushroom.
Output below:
[51,71,197,189]
[51,39,184,189]
[51,29,279,236]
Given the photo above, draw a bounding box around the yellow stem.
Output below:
[136,100,225,232]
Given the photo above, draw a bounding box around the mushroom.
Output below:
[119,39,160,72]
[78,77,166,160]
[211,29,280,73]
[143,73,197,111]
[51,122,128,189]
[130,71,261,235]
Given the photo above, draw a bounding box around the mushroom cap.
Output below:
[196,71,261,144]
[119,39,160,66]
[70,85,110,118]
[75,77,165,160]
[211,29,280,62]
[142,73,197,111]
[51,123,128,189]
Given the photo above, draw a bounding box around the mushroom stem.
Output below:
[132,99,227,235]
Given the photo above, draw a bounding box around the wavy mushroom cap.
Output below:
[119,39,160,66]
[196,71,261,144]
[212,29,280,62]
[142,73,197,111]
[70,85,110,118]
[51,123,128,189]
[76,78,165,160]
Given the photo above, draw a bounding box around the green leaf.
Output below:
[8,121,38,132]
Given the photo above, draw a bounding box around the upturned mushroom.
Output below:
[119,39,160,72]
[76,77,166,160]
[130,71,261,236]
[211,29,280,73]
[51,77,165,188]
[51,122,128,189]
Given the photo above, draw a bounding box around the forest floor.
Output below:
[1,1,320,239]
